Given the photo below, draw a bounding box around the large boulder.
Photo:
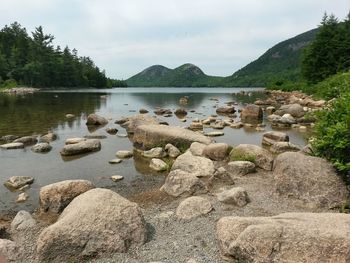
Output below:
[273,152,348,208]
[119,114,159,134]
[133,124,211,150]
[202,143,230,161]
[230,144,274,171]
[60,139,101,156]
[171,151,215,177]
[262,131,289,146]
[176,196,213,220]
[276,103,305,118]
[86,113,108,126]
[217,213,350,263]
[39,180,95,214]
[161,169,207,197]
[240,104,263,123]
[36,188,146,262]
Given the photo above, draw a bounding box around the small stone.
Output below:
[31,142,52,153]
[204,131,224,137]
[142,147,166,158]
[116,150,133,158]
[111,175,124,182]
[105,128,118,134]
[109,158,122,164]
[16,192,29,203]
[65,114,75,118]
[0,142,24,149]
[165,144,181,158]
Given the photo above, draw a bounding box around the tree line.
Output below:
[0,22,126,88]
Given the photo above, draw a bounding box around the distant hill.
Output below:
[126,63,223,87]
[126,28,318,87]
[222,28,319,87]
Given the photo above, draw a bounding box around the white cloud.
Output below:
[0,0,349,79]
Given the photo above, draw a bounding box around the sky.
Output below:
[0,0,349,79]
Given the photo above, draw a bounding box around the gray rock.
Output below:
[240,104,263,123]
[142,147,166,158]
[227,161,256,176]
[133,124,211,150]
[149,158,168,171]
[60,139,101,156]
[202,143,230,161]
[230,144,274,171]
[0,239,18,262]
[165,144,181,158]
[176,196,213,220]
[65,137,87,144]
[13,135,38,145]
[172,151,215,177]
[86,113,108,126]
[0,142,24,149]
[273,152,348,208]
[116,150,133,158]
[36,188,146,262]
[15,192,28,203]
[11,210,36,232]
[31,142,52,153]
[161,169,207,197]
[39,180,95,214]
[262,131,289,146]
[40,132,57,143]
[109,158,122,164]
[270,142,301,154]
[216,187,249,206]
[217,213,350,263]
[189,142,206,156]
[111,175,124,182]
[4,176,34,190]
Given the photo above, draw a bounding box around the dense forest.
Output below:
[0,22,126,89]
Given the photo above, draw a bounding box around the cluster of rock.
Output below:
[1,87,40,94]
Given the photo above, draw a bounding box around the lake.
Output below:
[0,87,309,214]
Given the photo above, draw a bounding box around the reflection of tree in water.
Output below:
[128,92,209,109]
[0,92,103,136]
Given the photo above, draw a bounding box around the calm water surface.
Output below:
[0,87,308,214]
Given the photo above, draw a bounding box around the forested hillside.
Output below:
[0,22,125,88]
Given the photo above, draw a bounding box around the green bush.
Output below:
[0,78,18,89]
[312,91,350,174]
[313,72,350,100]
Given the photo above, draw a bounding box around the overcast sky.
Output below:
[0,0,349,79]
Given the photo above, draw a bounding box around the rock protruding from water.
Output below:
[230,144,274,171]
[36,188,146,262]
[13,136,38,145]
[240,104,263,123]
[60,139,101,156]
[273,152,348,208]
[31,142,52,153]
[270,141,301,154]
[149,158,168,171]
[133,124,212,150]
[86,113,108,126]
[176,196,213,220]
[39,180,95,214]
[4,176,34,190]
[0,142,24,150]
[262,131,289,146]
[161,169,207,197]
[217,213,350,263]
[119,114,160,134]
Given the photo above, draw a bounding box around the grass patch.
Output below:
[230,149,256,163]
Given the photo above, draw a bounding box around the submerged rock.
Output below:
[36,188,146,262]
[217,213,350,263]
[149,158,168,171]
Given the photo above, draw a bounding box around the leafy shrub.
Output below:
[0,78,17,89]
[312,91,350,174]
[313,72,350,100]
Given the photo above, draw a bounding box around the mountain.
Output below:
[126,63,223,87]
[126,28,318,87]
[222,28,319,87]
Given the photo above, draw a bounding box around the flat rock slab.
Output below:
[0,142,24,149]
[217,213,350,263]
[133,124,212,150]
[60,139,101,156]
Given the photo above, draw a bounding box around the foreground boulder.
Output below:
[273,152,348,208]
[86,113,108,126]
[176,196,213,220]
[161,169,207,197]
[60,139,101,156]
[39,180,95,214]
[240,104,263,123]
[230,144,274,171]
[172,151,215,177]
[36,188,146,262]
[133,124,211,150]
[217,212,350,263]
[0,239,18,262]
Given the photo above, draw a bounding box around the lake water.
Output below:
[0,87,309,214]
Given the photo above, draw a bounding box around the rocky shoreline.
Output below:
[0,90,349,262]
[0,87,40,94]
